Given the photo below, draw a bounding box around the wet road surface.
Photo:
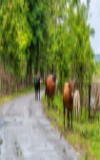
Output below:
[0,90,79,160]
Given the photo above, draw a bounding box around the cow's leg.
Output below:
[78,105,79,120]
[49,97,50,107]
[39,87,40,100]
[77,105,79,122]
[37,89,38,100]
[37,90,38,100]
[67,109,69,129]
[76,105,77,121]
[52,95,54,107]
[35,91,37,100]
[35,90,37,100]
[74,106,76,120]
[35,90,36,100]
[47,96,49,107]
[45,88,47,101]
[63,105,65,130]
[52,98,53,107]
[52,95,54,101]
[45,89,46,100]
[36,90,38,100]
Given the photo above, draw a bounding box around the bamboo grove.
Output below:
[0,0,96,100]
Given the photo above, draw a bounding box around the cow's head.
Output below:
[69,79,76,98]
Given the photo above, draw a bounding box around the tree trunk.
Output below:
[80,65,83,116]
[26,62,29,86]
[88,84,91,119]
[53,62,55,76]
[80,81,82,116]
[47,61,49,75]
[85,83,87,118]
[59,65,63,94]
[35,39,39,74]
[52,63,53,75]
[26,58,32,86]
[29,61,32,85]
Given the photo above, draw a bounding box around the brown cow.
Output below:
[63,80,75,129]
[46,76,56,106]
[45,74,56,100]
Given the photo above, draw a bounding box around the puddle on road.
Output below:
[16,146,20,150]
[14,141,17,145]
[0,117,5,129]
[0,116,23,129]
[14,141,23,158]
[17,151,22,158]
[4,121,23,127]
[63,148,66,153]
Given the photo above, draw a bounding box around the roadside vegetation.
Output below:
[42,94,100,160]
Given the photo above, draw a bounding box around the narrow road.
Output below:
[0,90,79,160]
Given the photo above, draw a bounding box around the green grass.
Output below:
[0,83,45,105]
[42,93,100,160]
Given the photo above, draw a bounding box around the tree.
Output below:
[66,0,95,115]
[0,0,32,88]
[0,1,19,75]
[25,0,46,84]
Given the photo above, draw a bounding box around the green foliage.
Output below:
[67,1,95,83]
[43,93,100,159]
[52,93,63,113]
[0,1,19,73]
[95,61,100,75]
[0,0,32,79]
[46,0,95,95]
[25,0,47,74]
[0,0,96,89]
[80,127,86,138]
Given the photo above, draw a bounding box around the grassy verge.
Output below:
[42,93,100,160]
[0,83,45,105]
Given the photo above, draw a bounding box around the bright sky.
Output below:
[81,0,100,55]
